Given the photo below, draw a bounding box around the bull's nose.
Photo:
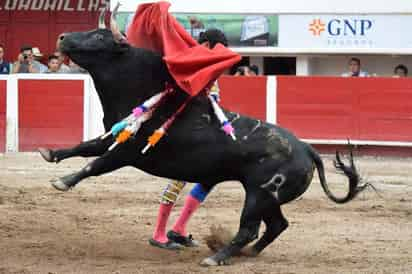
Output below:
[58,34,65,41]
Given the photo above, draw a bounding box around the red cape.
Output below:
[126,1,241,96]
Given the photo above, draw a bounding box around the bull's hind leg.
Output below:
[51,148,130,191]
[201,187,263,266]
[39,136,113,163]
[246,201,288,256]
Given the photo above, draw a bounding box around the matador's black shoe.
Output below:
[167,230,199,247]
[149,238,182,250]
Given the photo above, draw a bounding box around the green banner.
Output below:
[116,12,278,47]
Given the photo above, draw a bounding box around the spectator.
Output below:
[341,57,368,77]
[393,64,408,78]
[12,45,40,73]
[234,66,246,76]
[54,50,70,73]
[249,64,259,75]
[32,47,48,73]
[45,55,60,73]
[0,44,11,74]
[234,65,258,76]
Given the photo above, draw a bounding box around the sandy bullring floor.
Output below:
[0,152,411,274]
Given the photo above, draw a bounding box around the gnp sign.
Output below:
[279,15,412,49]
[309,18,372,36]
[0,0,108,11]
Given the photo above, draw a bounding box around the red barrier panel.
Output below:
[4,76,412,153]
[277,76,358,139]
[357,78,412,142]
[18,79,84,151]
[219,76,267,121]
[277,77,412,142]
[0,80,6,152]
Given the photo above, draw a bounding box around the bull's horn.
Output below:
[110,2,127,43]
[98,6,107,29]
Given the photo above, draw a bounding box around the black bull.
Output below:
[38,28,365,266]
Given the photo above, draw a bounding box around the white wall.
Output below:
[86,78,105,140]
[115,0,412,14]
[309,55,412,77]
[296,56,312,76]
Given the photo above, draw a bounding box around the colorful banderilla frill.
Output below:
[142,85,236,153]
[208,94,236,141]
[101,82,236,154]
[141,95,193,154]
[107,111,152,151]
[100,87,173,151]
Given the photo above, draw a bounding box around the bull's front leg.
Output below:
[200,188,262,266]
[38,136,113,163]
[51,147,131,191]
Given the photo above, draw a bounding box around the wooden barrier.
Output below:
[1,75,412,156]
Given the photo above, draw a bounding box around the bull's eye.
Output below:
[93,33,104,41]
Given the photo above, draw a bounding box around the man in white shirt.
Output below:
[341,57,368,77]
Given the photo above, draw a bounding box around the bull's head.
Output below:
[57,3,128,69]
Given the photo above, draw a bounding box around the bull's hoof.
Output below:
[200,256,230,267]
[52,173,80,192]
[51,179,71,192]
[38,148,58,163]
[51,173,80,192]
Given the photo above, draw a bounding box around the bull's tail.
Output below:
[307,145,364,203]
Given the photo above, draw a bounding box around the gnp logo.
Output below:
[309,18,373,37]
